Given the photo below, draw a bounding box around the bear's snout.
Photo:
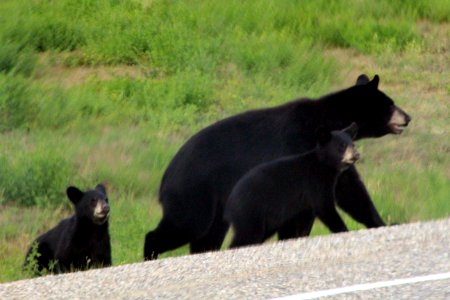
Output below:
[342,146,359,166]
[101,202,110,215]
[388,106,411,134]
[93,200,110,224]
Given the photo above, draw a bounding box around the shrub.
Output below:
[0,75,35,131]
[0,150,74,207]
[0,43,37,77]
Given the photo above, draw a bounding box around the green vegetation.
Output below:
[0,0,448,283]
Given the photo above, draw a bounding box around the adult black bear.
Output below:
[225,124,360,248]
[24,184,111,274]
[144,74,411,260]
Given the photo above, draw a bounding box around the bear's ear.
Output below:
[95,183,107,196]
[67,186,84,205]
[355,74,370,85]
[368,74,380,89]
[316,126,331,145]
[343,122,358,139]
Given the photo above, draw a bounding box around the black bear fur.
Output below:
[225,124,359,248]
[144,74,411,260]
[24,184,111,274]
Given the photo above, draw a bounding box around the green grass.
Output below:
[0,0,449,283]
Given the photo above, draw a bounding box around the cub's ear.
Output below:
[67,186,84,205]
[316,126,332,145]
[368,74,380,89]
[95,183,107,195]
[343,122,358,139]
[355,74,370,85]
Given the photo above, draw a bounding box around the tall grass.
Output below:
[2,0,443,69]
[0,0,448,283]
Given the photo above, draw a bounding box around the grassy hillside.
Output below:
[0,0,449,283]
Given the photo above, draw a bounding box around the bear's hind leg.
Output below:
[144,218,193,260]
[229,219,265,249]
[190,214,229,254]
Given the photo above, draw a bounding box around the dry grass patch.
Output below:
[35,53,148,88]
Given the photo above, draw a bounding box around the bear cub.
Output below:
[24,184,112,274]
[225,123,360,248]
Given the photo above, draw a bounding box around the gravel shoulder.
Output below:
[1,218,449,299]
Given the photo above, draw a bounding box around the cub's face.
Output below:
[317,123,360,171]
[67,184,110,225]
[328,131,360,171]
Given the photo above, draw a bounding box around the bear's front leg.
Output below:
[277,209,316,240]
[317,205,348,233]
[335,166,386,228]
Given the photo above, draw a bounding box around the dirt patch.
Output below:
[36,53,147,88]
[325,48,378,87]
[325,22,449,92]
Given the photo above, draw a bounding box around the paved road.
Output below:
[1,218,449,299]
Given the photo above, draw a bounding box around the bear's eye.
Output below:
[90,198,97,205]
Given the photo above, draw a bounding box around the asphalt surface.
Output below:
[1,218,449,299]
